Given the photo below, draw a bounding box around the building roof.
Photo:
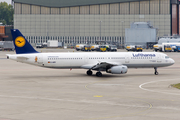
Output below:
[13,0,145,7]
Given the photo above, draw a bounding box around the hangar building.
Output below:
[12,0,179,46]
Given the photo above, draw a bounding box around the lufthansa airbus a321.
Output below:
[7,29,175,77]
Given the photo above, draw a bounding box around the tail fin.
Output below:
[11,29,38,54]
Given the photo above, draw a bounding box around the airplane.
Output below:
[7,29,175,77]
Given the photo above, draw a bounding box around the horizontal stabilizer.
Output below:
[17,56,29,60]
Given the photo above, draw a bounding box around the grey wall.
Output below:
[14,14,170,37]
[125,28,157,46]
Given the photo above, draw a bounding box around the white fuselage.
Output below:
[8,52,174,70]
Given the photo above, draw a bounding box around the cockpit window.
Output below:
[165,56,169,59]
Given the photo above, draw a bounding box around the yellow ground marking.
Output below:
[83,78,178,120]
[85,80,175,102]
[84,81,153,120]
[93,95,103,97]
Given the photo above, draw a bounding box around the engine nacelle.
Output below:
[107,65,128,74]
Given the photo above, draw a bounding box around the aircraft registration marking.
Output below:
[48,61,56,63]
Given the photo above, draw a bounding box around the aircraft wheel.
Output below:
[96,72,102,77]
[87,70,93,76]
[154,71,159,75]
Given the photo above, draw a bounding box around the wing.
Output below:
[81,61,122,71]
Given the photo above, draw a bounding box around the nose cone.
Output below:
[170,58,175,65]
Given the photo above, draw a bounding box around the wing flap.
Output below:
[81,61,122,70]
[81,64,96,69]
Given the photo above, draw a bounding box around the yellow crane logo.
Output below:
[15,36,26,47]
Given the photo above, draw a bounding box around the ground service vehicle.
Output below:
[36,43,43,48]
[108,45,117,51]
[76,44,84,51]
[126,45,143,52]
[173,46,180,52]
[99,45,107,52]
[91,45,99,51]
[47,40,58,47]
[161,43,180,52]
[105,45,110,51]
[153,44,162,52]
[42,42,47,47]
[176,46,180,52]
[83,45,91,51]
[136,45,143,51]
[154,43,180,52]
[164,45,172,52]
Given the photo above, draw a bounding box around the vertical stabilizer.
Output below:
[11,29,38,54]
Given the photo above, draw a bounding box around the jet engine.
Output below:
[106,65,128,74]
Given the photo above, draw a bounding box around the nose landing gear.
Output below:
[154,67,159,75]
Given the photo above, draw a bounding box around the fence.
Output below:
[25,36,125,46]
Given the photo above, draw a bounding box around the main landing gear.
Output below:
[86,70,102,77]
[154,67,159,75]
[96,71,102,77]
[87,70,93,76]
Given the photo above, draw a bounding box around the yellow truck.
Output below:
[99,45,107,52]
[91,45,99,51]
[164,45,172,52]
[126,45,143,52]
[153,44,162,52]
[84,45,91,51]
[75,44,84,51]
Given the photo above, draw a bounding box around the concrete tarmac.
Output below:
[0,49,180,120]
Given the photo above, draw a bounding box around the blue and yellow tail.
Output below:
[11,29,38,54]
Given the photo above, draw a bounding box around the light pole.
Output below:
[46,20,49,39]
[100,21,102,40]
[121,21,124,45]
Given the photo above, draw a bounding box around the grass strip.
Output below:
[172,83,180,89]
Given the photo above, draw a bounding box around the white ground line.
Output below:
[0,94,150,108]
[139,79,180,96]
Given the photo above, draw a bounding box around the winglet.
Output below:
[11,29,38,54]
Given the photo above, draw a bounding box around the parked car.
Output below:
[36,43,43,48]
